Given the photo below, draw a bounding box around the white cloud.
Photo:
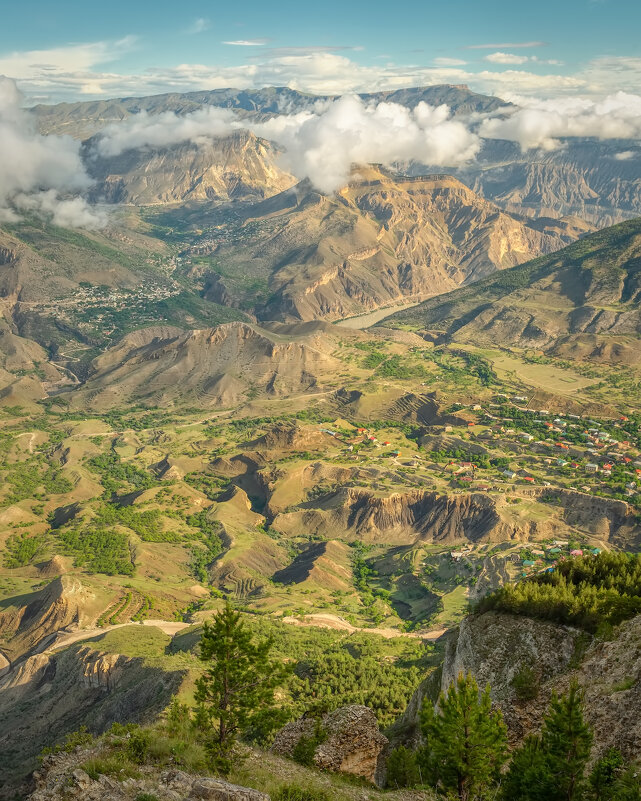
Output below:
[94,94,481,193]
[222,39,268,47]
[94,106,238,157]
[479,92,641,150]
[485,52,529,65]
[0,76,105,228]
[1,40,640,104]
[614,150,636,160]
[0,37,136,82]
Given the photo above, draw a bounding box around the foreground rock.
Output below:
[271,704,388,785]
[30,754,269,801]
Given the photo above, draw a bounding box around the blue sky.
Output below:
[0,0,639,102]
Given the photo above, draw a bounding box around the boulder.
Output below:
[271,705,388,785]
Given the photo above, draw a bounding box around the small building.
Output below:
[570,549,584,557]
[502,470,517,479]
[585,463,599,473]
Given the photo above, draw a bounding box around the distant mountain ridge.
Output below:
[32,84,508,139]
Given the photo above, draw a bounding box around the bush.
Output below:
[126,729,151,764]
[511,665,539,702]
[292,722,326,767]
[386,744,420,788]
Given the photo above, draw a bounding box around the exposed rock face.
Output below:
[0,575,94,664]
[0,645,186,798]
[87,130,295,205]
[435,611,641,762]
[273,488,518,545]
[271,705,388,785]
[454,138,641,227]
[209,168,587,323]
[271,483,641,547]
[29,757,269,801]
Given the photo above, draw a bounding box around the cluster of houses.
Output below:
[447,541,603,578]
[317,400,640,503]
[321,427,401,458]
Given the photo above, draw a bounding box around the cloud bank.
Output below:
[251,97,481,192]
[0,76,105,228]
[480,92,641,150]
[95,95,481,192]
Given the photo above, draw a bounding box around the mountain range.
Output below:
[29,84,641,227]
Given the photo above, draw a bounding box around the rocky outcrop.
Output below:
[29,756,269,801]
[271,705,388,785]
[432,611,641,762]
[87,130,295,206]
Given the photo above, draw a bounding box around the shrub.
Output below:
[126,729,151,764]
[386,744,420,788]
[292,722,326,767]
[511,665,539,702]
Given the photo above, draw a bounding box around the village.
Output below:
[314,395,640,577]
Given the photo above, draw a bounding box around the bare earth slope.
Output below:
[74,321,349,408]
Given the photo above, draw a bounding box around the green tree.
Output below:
[501,735,553,801]
[502,680,592,801]
[194,602,287,773]
[542,681,592,800]
[590,748,624,801]
[419,672,508,800]
[610,768,641,801]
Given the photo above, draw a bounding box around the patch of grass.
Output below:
[80,756,141,781]
[611,677,635,693]
[273,786,331,801]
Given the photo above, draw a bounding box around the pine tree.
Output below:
[542,680,592,801]
[502,680,592,801]
[194,602,288,773]
[589,748,624,801]
[419,671,508,801]
[501,735,554,801]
